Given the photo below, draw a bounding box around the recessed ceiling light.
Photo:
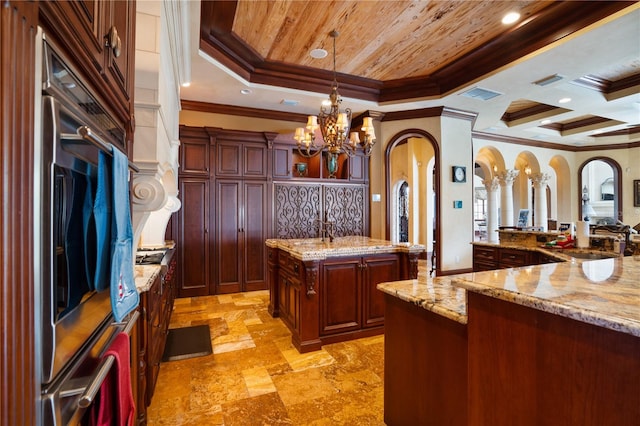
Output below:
[540,119,551,125]
[310,48,328,59]
[240,89,251,95]
[502,12,520,24]
[181,81,191,87]
[558,97,571,104]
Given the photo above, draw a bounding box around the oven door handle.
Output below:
[77,126,140,172]
[75,310,140,408]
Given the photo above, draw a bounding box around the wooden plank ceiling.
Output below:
[199,0,635,102]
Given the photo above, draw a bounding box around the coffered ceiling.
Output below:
[180,1,640,149]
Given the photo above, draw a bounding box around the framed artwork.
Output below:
[634,180,640,207]
[517,209,529,227]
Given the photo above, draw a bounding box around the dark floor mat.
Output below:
[161,325,212,362]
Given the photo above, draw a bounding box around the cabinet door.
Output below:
[180,138,210,176]
[243,143,268,178]
[473,245,498,271]
[273,145,292,178]
[177,179,211,297]
[103,0,135,110]
[321,257,361,335]
[362,255,400,328]
[40,1,104,72]
[349,153,368,182]
[216,180,242,293]
[243,181,267,291]
[498,248,530,268]
[216,142,242,177]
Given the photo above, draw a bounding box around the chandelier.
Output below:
[294,30,376,160]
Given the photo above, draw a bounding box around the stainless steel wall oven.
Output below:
[36,31,138,425]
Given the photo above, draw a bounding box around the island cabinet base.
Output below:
[383,294,468,426]
[467,292,640,425]
[268,246,418,353]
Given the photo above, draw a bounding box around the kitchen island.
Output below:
[378,255,640,425]
[266,236,425,353]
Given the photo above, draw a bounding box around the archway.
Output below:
[578,157,622,223]
[385,129,440,273]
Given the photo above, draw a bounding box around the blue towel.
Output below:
[61,170,91,318]
[93,151,111,291]
[83,171,96,290]
[109,147,139,322]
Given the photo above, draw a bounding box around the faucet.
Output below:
[314,211,335,243]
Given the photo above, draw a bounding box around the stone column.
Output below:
[530,172,551,231]
[497,170,520,227]
[483,177,500,243]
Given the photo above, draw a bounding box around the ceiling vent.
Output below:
[460,87,502,101]
[533,74,564,86]
[280,99,299,106]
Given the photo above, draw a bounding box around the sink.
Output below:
[563,251,617,260]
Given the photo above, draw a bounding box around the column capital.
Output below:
[497,169,520,185]
[483,177,500,192]
[529,172,551,187]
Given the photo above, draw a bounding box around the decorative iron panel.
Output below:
[324,185,365,237]
[274,184,321,239]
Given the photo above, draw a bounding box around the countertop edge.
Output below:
[378,279,468,325]
[451,276,640,338]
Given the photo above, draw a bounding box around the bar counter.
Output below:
[378,255,640,425]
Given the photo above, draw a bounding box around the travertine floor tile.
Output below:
[147,290,386,425]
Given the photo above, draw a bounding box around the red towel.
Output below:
[89,332,136,426]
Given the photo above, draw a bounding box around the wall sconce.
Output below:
[524,164,532,176]
[492,164,498,173]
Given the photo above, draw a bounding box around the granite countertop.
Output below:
[380,254,640,337]
[134,241,175,293]
[453,256,640,337]
[135,264,161,293]
[265,236,426,261]
[377,275,471,324]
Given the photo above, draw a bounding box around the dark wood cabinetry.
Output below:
[136,252,176,425]
[473,245,548,271]
[177,126,275,296]
[176,178,211,297]
[268,244,418,353]
[273,144,368,181]
[216,139,267,178]
[39,0,136,144]
[320,254,400,336]
[215,180,268,293]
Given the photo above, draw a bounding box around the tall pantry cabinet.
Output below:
[176,126,276,296]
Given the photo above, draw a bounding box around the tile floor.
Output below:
[147,290,386,425]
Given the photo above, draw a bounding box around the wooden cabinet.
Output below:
[215,138,268,178]
[177,126,273,296]
[272,145,292,178]
[176,178,211,297]
[39,0,136,133]
[215,180,268,294]
[472,245,498,271]
[498,247,532,268]
[273,144,369,182]
[473,245,550,271]
[136,252,176,424]
[268,246,419,353]
[179,136,210,176]
[274,251,302,334]
[321,254,400,335]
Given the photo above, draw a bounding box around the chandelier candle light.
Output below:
[295,30,376,177]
